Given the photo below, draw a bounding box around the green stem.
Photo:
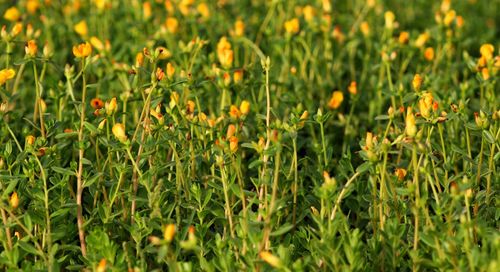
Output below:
[319,121,328,168]
[33,62,45,137]
[330,171,362,220]
[76,59,87,257]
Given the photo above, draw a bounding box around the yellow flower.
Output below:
[217,36,231,55]
[443,10,456,26]
[233,69,243,83]
[186,100,196,115]
[155,67,165,81]
[105,97,117,115]
[150,108,164,124]
[348,81,358,95]
[412,74,423,91]
[440,0,451,13]
[424,47,434,61]
[156,47,172,59]
[481,68,490,80]
[332,26,345,43]
[165,0,174,14]
[303,5,316,22]
[178,0,194,16]
[394,168,407,181]
[219,48,233,69]
[72,42,92,58]
[217,37,233,68]
[260,251,282,268]
[226,124,236,139]
[26,135,36,146]
[364,132,375,151]
[164,224,176,243]
[40,99,47,113]
[418,92,434,118]
[229,105,241,119]
[25,40,38,57]
[405,107,417,137]
[112,123,127,143]
[222,72,231,86]
[0,69,16,85]
[169,92,179,108]
[143,2,152,19]
[414,32,429,48]
[10,23,23,38]
[74,20,88,37]
[135,52,144,67]
[26,0,41,14]
[298,110,308,128]
[96,259,107,272]
[399,31,409,44]
[384,11,396,29]
[229,136,238,152]
[90,36,105,51]
[480,44,494,61]
[328,91,344,109]
[166,62,175,79]
[234,19,245,37]
[240,100,250,115]
[93,0,107,11]
[456,16,464,28]
[197,3,210,19]
[284,18,300,34]
[4,7,21,22]
[10,192,19,209]
[360,21,370,36]
[166,17,179,34]
[322,0,332,12]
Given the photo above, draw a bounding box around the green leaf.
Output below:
[270,224,294,236]
[55,132,78,139]
[24,214,33,232]
[2,179,18,198]
[374,115,389,120]
[249,159,263,169]
[51,166,75,176]
[356,162,371,174]
[18,241,41,256]
[482,130,495,144]
[84,122,99,134]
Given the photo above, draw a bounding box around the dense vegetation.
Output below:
[0,0,498,271]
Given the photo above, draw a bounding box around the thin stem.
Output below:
[33,62,46,138]
[260,148,281,251]
[412,144,420,253]
[33,154,53,270]
[292,138,298,228]
[330,171,362,220]
[76,59,87,257]
[319,121,328,168]
[476,136,484,187]
[486,126,500,203]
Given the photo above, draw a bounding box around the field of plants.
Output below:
[0,0,499,271]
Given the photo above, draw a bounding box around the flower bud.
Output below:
[229,136,238,152]
[164,224,176,243]
[405,107,417,137]
[25,40,38,57]
[240,100,250,116]
[10,192,19,209]
[105,97,117,115]
[112,123,127,143]
[260,251,282,268]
